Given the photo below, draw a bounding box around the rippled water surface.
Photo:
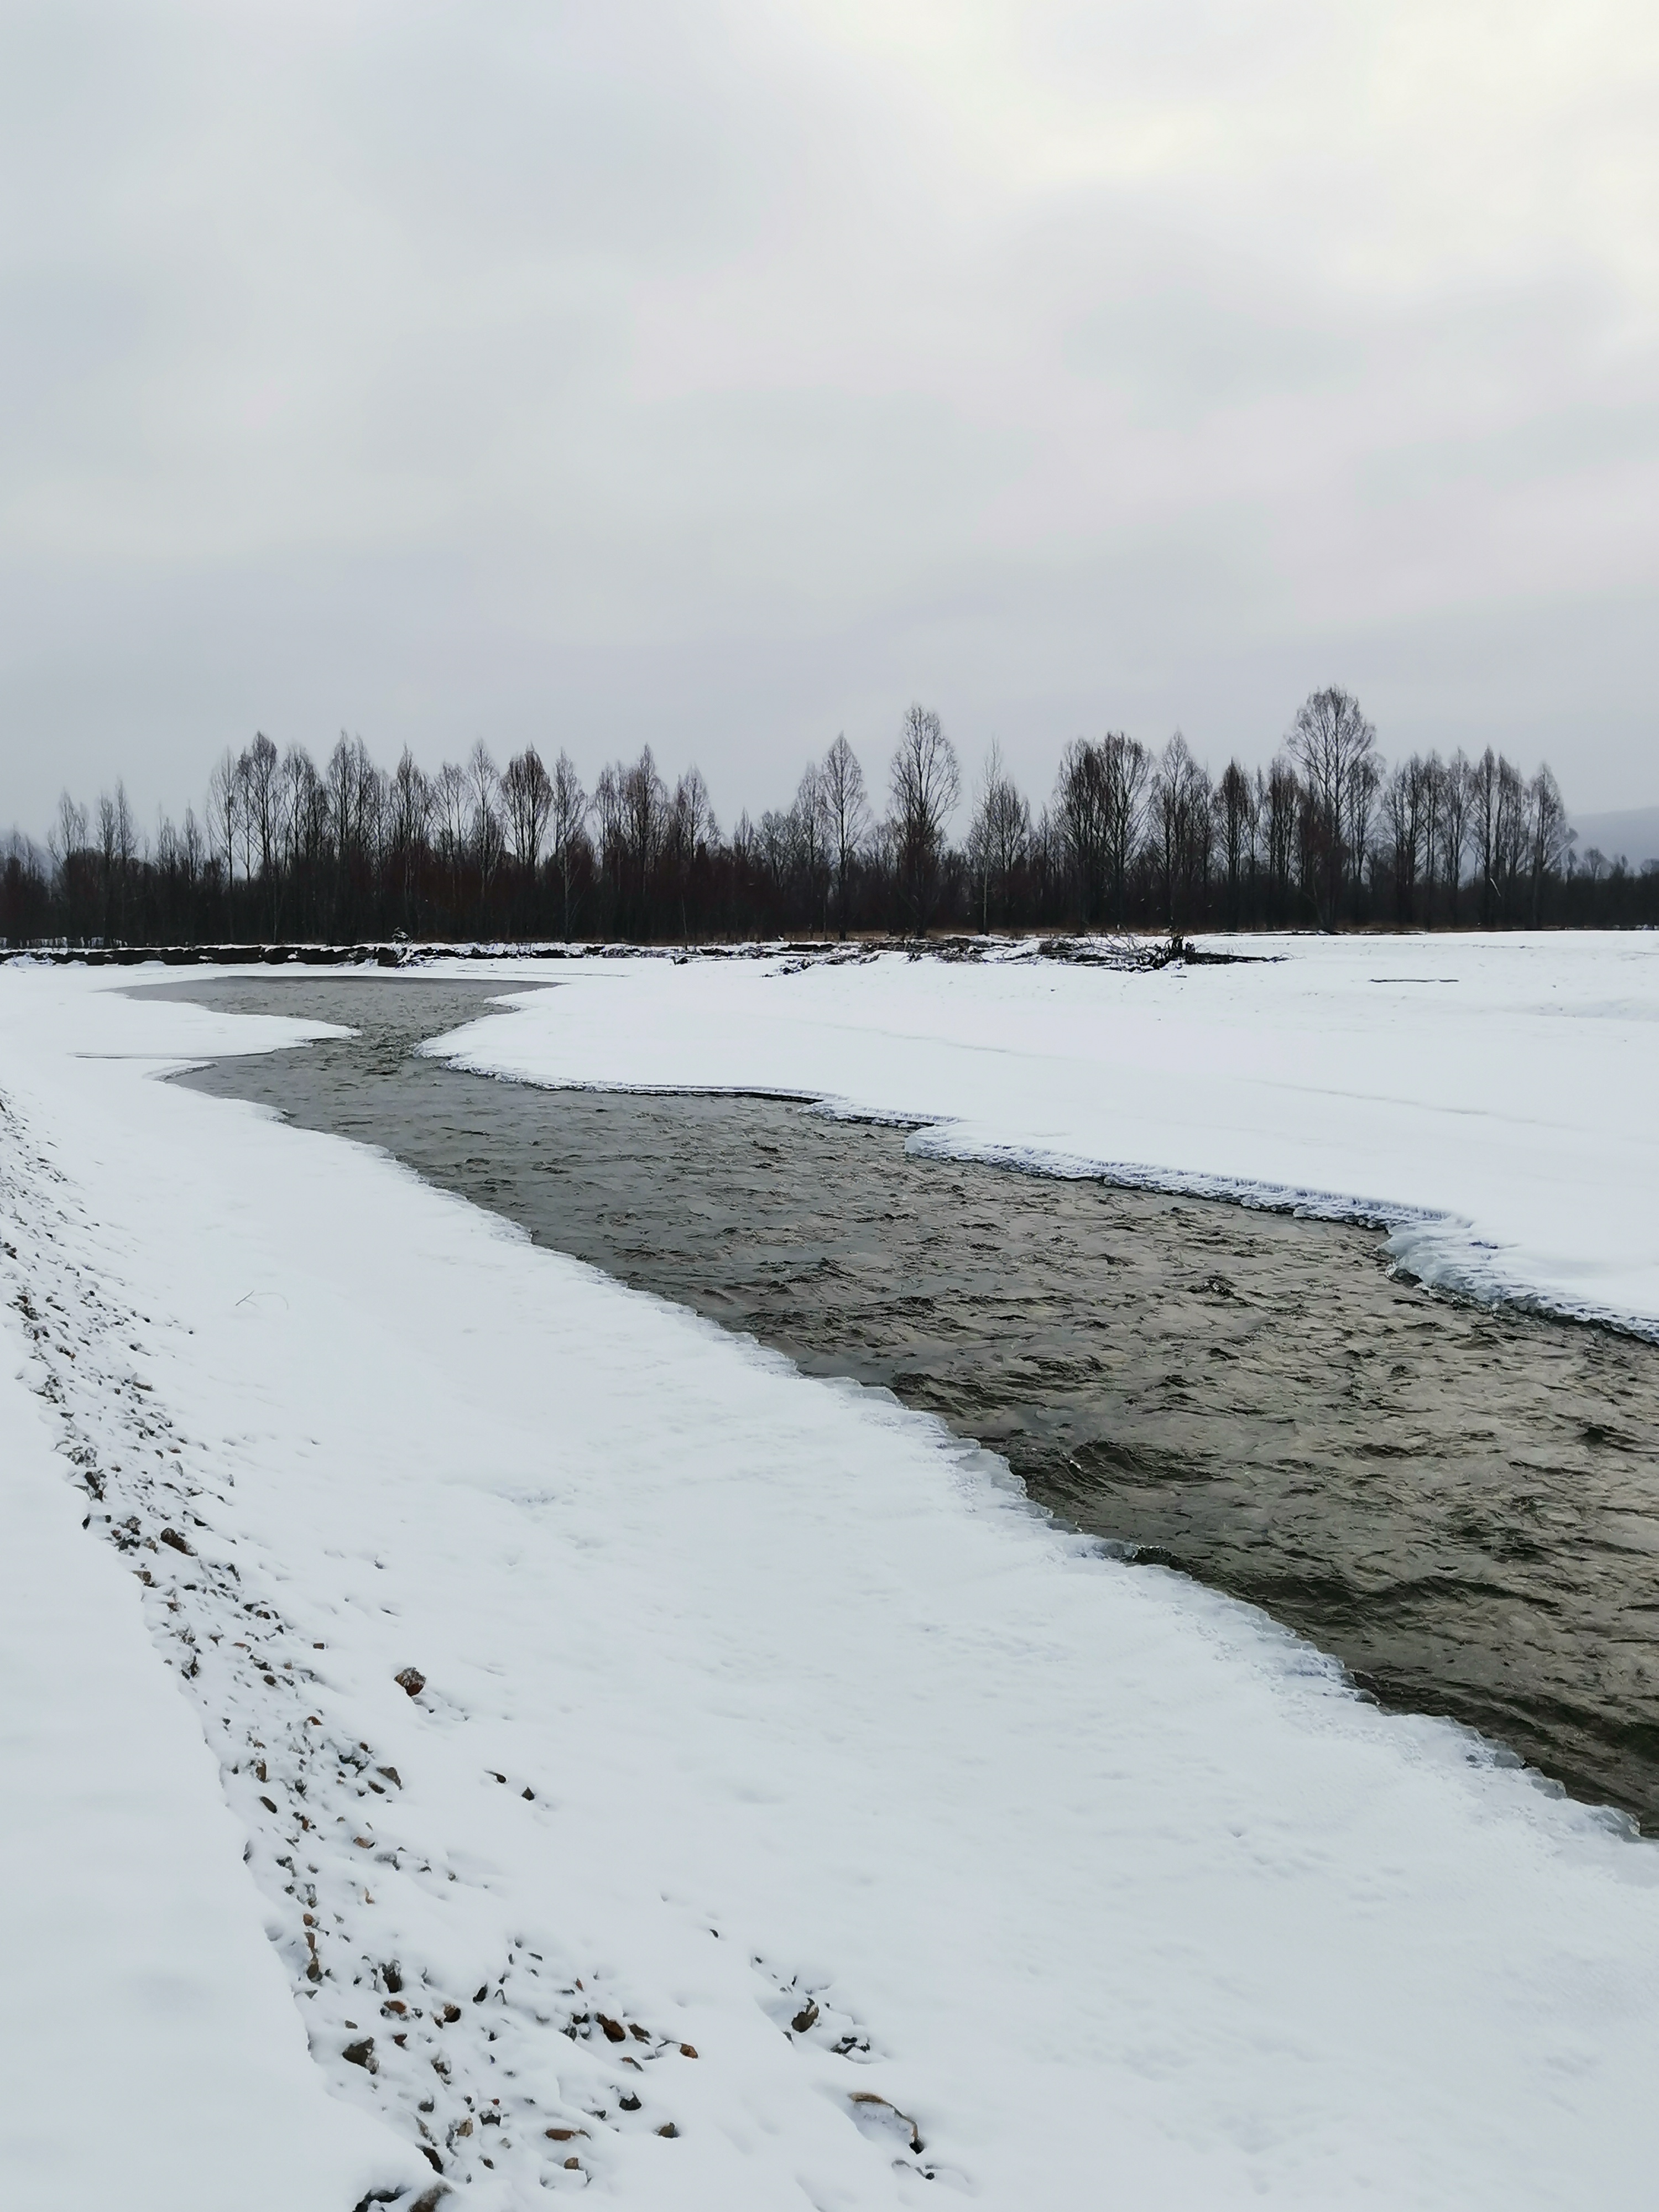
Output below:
[154,974,1659,1830]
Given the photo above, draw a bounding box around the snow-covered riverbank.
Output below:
[6,954,1659,2208]
[0,1338,414,2212]
[436,931,1659,1336]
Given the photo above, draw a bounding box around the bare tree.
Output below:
[95,790,118,938]
[466,741,504,930]
[1290,686,1376,926]
[1214,759,1256,930]
[325,735,385,937]
[620,747,667,930]
[1099,732,1150,928]
[1417,754,1443,922]
[755,806,794,905]
[1053,739,1110,925]
[592,763,624,905]
[666,765,717,940]
[114,782,137,870]
[1150,733,1212,931]
[0,830,50,943]
[280,743,325,914]
[94,784,138,939]
[791,763,831,933]
[1055,732,1154,930]
[1527,765,1572,923]
[593,747,667,935]
[239,731,281,929]
[49,791,92,940]
[1262,757,1300,922]
[433,760,470,918]
[501,746,553,930]
[207,747,241,901]
[325,736,356,883]
[673,765,716,858]
[49,790,87,873]
[1385,757,1430,925]
[1495,755,1529,917]
[888,703,960,931]
[1344,750,1381,917]
[1468,748,1516,925]
[180,805,207,894]
[819,733,869,938]
[968,740,1030,931]
[385,748,431,933]
[547,752,589,941]
[1055,733,1155,927]
[1438,753,1470,925]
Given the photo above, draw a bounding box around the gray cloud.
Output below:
[2,0,1656,834]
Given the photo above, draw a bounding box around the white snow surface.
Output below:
[0,1162,420,2205]
[435,930,1659,1335]
[3,954,1659,2208]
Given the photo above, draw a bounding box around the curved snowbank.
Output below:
[429,932,1659,1335]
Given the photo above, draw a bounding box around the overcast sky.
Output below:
[2,0,1656,836]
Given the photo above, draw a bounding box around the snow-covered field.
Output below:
[3,942,1659,2209]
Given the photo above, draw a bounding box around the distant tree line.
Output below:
[2,687,1649,947]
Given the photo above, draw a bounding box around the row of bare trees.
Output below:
[960,693,1581,935]
[1,688,1637,948]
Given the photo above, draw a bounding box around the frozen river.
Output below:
[158,974,1659,1832]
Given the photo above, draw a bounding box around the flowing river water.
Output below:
[151,974,1659,1832]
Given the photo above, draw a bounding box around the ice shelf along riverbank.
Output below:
[3,943,1659,2208]
[437,930,1659,1335]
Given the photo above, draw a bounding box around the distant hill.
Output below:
[1569,806,1659,868]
